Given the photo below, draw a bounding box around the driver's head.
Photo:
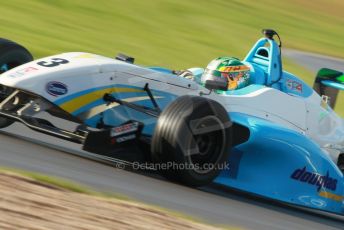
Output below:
[201,57,250,91]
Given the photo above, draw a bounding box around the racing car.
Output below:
[0,29,343,215]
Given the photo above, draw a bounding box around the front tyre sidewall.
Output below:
[151,95,232,187]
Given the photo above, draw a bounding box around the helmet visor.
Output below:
[202,69,222,78]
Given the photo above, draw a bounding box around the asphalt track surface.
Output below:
[283,49,344,73]
[0,52,344,230]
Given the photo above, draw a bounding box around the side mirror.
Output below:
[205,79,228,91]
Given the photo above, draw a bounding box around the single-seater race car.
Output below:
[0,29,343,215]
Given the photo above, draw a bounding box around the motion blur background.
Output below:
[0,0,343,113]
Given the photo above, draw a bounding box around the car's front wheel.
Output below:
[151,95,232,187]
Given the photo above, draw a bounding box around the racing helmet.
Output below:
[201,57,250,91]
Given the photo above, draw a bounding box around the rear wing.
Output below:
[313,68,344,109]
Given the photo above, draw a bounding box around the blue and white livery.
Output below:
[0,30,343,215]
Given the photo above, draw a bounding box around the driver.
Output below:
[175,57,251,91]
[201,57,250,90]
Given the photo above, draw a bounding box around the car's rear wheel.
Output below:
[151,95,232,187]
[0,38,33,128]
[338,153,344,174]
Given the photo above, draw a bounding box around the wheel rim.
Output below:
[0,64,9,74]
[188,116,226,174]
[0,60,24,74]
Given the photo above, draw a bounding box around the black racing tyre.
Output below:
[338,153,344,174]
[151,95,232,187]
[0,38,33,74]
[0,38,33,128]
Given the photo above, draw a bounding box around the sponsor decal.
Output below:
[290,167,337,192]
[219,65,250,72]
[110,122,139,137]
[115,134,136,143]
[286,79,302,93]
[9,67,38,77]
[318,191,344,202]
[46,81,68,97]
